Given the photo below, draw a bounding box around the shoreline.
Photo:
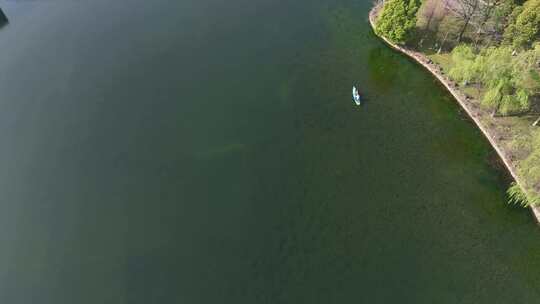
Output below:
[368,4,540,224]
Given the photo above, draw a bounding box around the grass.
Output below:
[428,52,452,73]
[461,85,485,101]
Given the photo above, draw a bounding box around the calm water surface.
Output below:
[0,0,539,303]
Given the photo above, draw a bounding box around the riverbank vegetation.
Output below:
[375,0,540,206]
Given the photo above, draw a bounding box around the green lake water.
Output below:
[0,0,539,302]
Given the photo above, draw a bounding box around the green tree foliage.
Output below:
[492,0,517,37]
[504,0,540,49]
[478,47,531,114]
[513,43,540,91]
[376,0,421,44]
[448,45,540,115]
[448,45,480,84]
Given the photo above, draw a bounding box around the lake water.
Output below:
[0,0,539,303]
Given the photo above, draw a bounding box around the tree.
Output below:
[485,0,517,45]
[449,0,481,42]
[512,43,540,91]
[417,0,446,48]
[418,0,441,31]
[448,45,537,115]
[376,0,422,44]
[449,44,481,83]
[478,47,531,115]
[515,44,540,125]
[473,0,505,47]
[436,4,462,53]
[504,0,540,49]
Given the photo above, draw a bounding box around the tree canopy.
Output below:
[448,45,540,115]
[504,0,540,49]
[448,45,481,84]
[376,0,421,44]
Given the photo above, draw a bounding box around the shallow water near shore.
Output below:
[0,0,539,303]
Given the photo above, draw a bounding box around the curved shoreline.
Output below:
[368,4,540,224]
